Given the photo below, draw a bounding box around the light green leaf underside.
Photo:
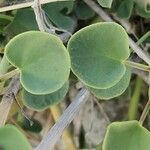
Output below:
[103,120,150,150]
[22,81,69,111]
[5,31,70,94]
[97,0,113,8]
[68,22,130,89]
[89,68,131,100]
[0,125,31,150]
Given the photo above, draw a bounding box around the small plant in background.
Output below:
[0,0,150,150]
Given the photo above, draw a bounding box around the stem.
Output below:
[139,75,150,125]
[0,55,19,126]
[0,68,20,82]
[128,77,143,120]
[35,88,90,150]
[136,31,150,46]
[139,100,150,125]
[32,0,75,43]
[0,75,20,126]
[50,105,76,150]
[128,38,150,65]
[125,60,150,72]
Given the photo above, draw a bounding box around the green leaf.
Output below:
[89,68,131,100]
[111,0,123,11]
[97,0,113,8]
[117,0,134,18]
[18,117,42,133]
[0,125,31,150]
[44,1,76,31]
[135,0,150,18]
[103,121,150,150]
[112,0,150,18]
[5,1,76,37]
[22,81,69,111]
[4,8,38,37]
[68,22,130,89]
[75,1,95,20]
[5,31,70,94]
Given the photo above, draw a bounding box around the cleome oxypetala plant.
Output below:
[0,0,149,150]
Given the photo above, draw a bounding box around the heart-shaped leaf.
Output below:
[68,22,130,89]
[22,81,69,111]
[5,8,38,37]
[43,1,75,32]
[0,125,31,150]
[89,68,131,100]
[103,121,150,150]
[5,31,70,94]
[97,0,113,8]
[5,1,76,38]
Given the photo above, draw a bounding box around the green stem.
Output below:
[0,68,20,82]
[139,74,150,125]
[128,77,143,120]
[136,31,150,46]
[136,32,150,124]
[139,100,150,125]
[125,60,150,72]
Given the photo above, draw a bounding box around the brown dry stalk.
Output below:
[0,75,20,126]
